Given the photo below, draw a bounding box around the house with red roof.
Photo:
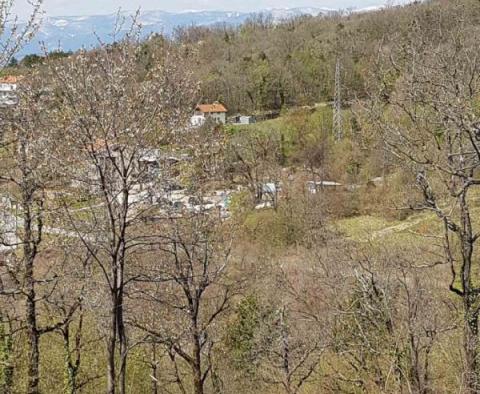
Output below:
[193,101,228,125]
[0,75,20,106]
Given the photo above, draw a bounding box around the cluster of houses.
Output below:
[82,140,236,217]
[0,79,350,215]
[85,134,348,218]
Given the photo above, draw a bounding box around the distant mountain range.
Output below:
[17,6,382,57]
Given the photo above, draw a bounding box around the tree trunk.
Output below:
[65,363,77,394]
[0,318,14,394]
[118,288,127,394]
[117,176,129,394]
[192,364,203,394]
[279,87,285,109]
[24,193,40,394]
[65,366,77,394]
[63,324,80,394]
[192,336,203,394]
[108,267,128,394]
[150,344,159,394]
[191,314,203,394]
[151,364,158,394]
[280,308,292,394]
[107,289,118,394]
[460,191,480,393]
[464,294,479,393]
[26,285,40,394]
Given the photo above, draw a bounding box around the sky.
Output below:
[13,0,401,18]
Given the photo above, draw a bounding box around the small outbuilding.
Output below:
[231,115,256,125]
[306,181,343,194]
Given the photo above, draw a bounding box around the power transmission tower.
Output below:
[333,58,342,141]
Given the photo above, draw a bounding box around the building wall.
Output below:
[0,83,18,106]
[240,116,256,124]
[209,112,226,124]
[194,111,227,125]
[0,83,16,91]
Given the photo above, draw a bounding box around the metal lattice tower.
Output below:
[333,58,342,141]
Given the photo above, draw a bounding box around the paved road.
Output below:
[0,209,98,251]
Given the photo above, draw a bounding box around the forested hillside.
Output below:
[166,0,479,113]
[1,1,480,393]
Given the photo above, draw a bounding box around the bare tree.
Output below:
[46,26,196,394]
[256,305,325,394]
[366,12,480,391]
[0,0,42,68]
[0,70,80,394]
[328,247,454,393]
[41,246,102,394]
[0,3,43,390]
[227,128,282,206]
[130,213,237,394]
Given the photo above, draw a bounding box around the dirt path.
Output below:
[369,218,425,240]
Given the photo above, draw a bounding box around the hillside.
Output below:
[2,0,480,393]
[166,0,480,113]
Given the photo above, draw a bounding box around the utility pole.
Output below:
[333,58,342,141]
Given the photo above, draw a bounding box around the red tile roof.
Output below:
[0,76,19,84]
[196,103,228,113]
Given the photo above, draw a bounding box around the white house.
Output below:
[0,76,19,106]
[194,102,228,124]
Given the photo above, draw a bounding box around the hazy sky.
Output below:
[13,0,401,18]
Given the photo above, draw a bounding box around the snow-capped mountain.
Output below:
[23,10,253,55]
[267,7,334,20]
[16,7,366,57]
